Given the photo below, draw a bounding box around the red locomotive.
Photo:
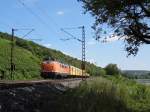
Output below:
[41,60,89,78]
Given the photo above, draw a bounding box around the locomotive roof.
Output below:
[43,60,69,66]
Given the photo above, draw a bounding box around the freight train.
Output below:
[41,60,90,78]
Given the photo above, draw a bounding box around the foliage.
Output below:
[78,0,150,56]
[107,76,150,112]
[98,68,106,76]
[0,37,41,80]
[105,64,121,75]
[58,76,150,112]
[59,77,130,112]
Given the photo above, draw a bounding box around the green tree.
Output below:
[78,0,150,56]
[105,64,120,75]
[99,69,106,76]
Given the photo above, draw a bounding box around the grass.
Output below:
[0,38,41,80]
[57,76,150,112]
[107,76,150,112]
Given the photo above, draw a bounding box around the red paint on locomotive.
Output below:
[41,61,69,74]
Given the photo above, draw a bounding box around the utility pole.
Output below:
[10,28,34,80]
[10,28,15,79]
[61,26,86,80]
[81,26,85,80]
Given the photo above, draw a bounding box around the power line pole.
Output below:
[81,26,85,80]
[10,28,34,80]
[10,28,15,79]
[61,26,86,81]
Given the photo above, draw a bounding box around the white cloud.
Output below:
[86,58,98,65]
[43,43,52,48]
[101,34,127,43]
[62,51,72,56]
[57,11,64,15]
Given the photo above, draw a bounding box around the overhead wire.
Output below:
[0,19,36,41]
[32,1,67,39]
[33,2,60,28]
[17,0,83,46]
[32,1,83,41]
[17,0,56,34]
[22,29,34,38]
[60,28,82,42]
[0,21,11,30]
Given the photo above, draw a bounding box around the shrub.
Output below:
[105,64,121,76]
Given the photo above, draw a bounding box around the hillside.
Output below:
[122,70,150,79]
[0,37,41,79]
[122,70,150,76]
[0,32,104,80]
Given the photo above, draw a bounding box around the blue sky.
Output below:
[0,0,150,70]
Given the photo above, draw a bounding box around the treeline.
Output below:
[123,73,150,79]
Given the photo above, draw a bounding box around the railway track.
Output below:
[0,78,84,89]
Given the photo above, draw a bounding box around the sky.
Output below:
[0,0,150,70]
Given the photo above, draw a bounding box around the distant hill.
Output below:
[122,70,150,76]
[122,70,150,79]
[0,32,104,80]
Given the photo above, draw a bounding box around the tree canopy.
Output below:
[105,64,121,75]
[78,0,150,56]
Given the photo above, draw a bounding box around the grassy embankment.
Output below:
[0,38,41,80]
[58,76,150,112]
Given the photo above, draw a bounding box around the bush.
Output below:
[105,64,121,76]
[99,69,106,76]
